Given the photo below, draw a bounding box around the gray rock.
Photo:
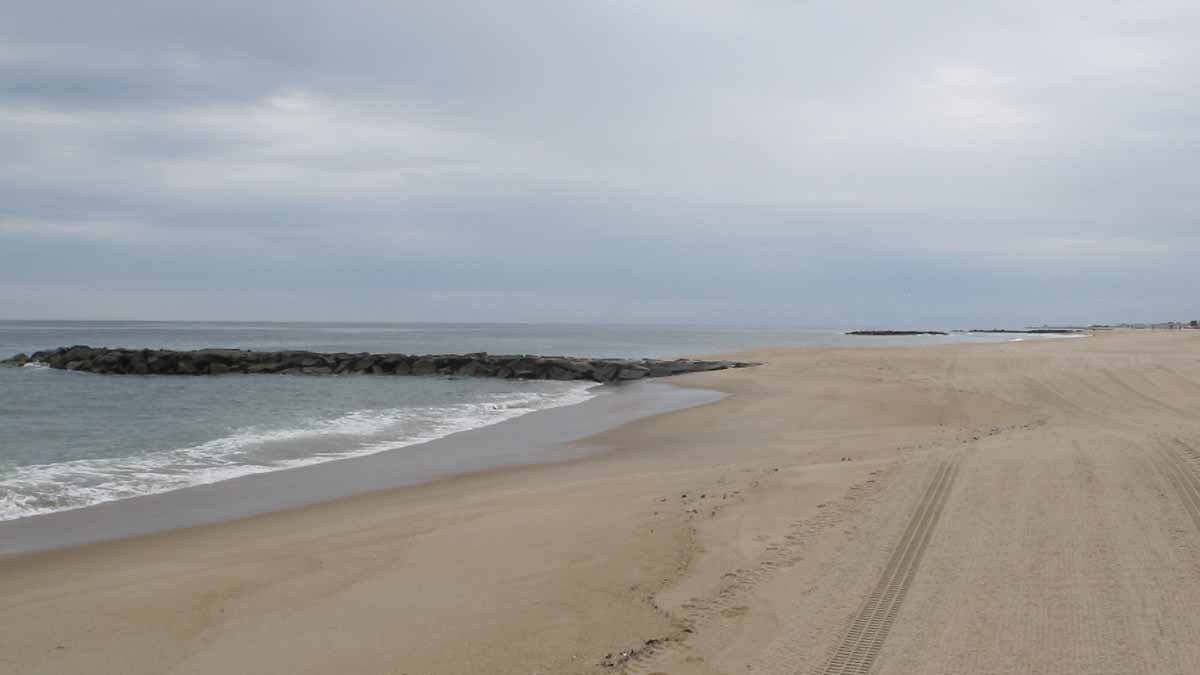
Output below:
[546,366,579,380]
[197,349,246,364]
[591,362,621,382]
[0,353,29,367]
[509,357,541,379]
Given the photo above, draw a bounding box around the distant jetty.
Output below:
[848,328,1088,337]
[846,330,949,336]
[1,346,759,383]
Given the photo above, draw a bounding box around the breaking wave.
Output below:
[0,384,595,521]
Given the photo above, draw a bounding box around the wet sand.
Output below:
[4,330,1200,674]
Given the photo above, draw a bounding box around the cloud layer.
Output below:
[3,2,1198,325]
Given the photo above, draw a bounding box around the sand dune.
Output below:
[3,330,1200,674]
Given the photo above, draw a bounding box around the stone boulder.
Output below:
[0,353,29,367]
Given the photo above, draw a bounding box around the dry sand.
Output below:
[3,330,1200,674]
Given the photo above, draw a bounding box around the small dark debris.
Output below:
[599,637,669,667]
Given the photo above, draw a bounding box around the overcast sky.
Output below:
[1,2,1196,326]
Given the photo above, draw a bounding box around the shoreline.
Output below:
[1,332,1077,555]
[0,380,723,558]
[6,331,1198,674]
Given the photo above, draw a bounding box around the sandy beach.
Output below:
[4,330,1200,674]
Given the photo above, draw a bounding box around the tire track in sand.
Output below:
[618,466,898,675]
[1157,439,1200,535]
[819,458,959,675]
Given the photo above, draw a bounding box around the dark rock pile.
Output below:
[1,346,758,383]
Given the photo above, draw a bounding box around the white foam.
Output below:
[0,383,597,522]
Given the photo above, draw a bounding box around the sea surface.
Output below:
[0,321,1053,522]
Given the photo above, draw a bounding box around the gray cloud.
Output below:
[2,1,1198,325]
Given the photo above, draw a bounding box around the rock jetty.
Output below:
[1,346,758,383]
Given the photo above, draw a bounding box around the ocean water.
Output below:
[0,321,1046,522]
